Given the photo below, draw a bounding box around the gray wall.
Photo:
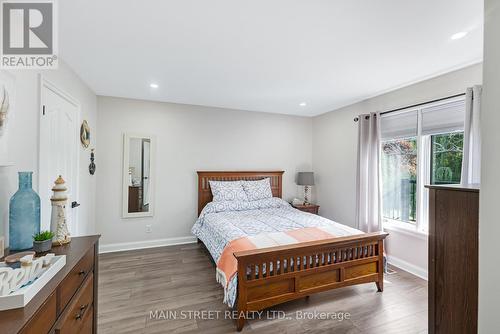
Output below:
[479,0,500,331]
[96,97,312,250]
[312,63,483,274]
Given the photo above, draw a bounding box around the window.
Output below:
[430,132,464,185]
[380,98,466,232]
[381,137,417,224]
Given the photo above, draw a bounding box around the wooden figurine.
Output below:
[50,176,71,246]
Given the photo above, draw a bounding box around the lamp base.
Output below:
[304,185,311,205]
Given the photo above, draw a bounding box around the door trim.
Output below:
[38,74,81,233]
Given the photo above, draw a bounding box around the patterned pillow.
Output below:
[209,180,248,202]
[242,178,273,201]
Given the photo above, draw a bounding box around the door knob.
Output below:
[71,201,81,208]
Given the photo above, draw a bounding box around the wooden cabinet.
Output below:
[128,186,141,212]
[19,293,57,334]
[0,236,100,334]
[292,203,320,215]
[55,274,94,334]
[426,185,478,334]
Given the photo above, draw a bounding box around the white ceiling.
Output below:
[59,0,483,116]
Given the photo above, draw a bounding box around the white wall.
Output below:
[0,60,97,246]
[96,97,312,251]
[312,63,483,277]
[479,0,500,332]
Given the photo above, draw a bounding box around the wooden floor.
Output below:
[98,243,427,334]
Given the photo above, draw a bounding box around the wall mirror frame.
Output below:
[122,133,156,218]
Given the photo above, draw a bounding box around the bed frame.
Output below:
[197,171,388,331]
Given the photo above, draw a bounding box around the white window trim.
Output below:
[381,95,466,234]
[416,135,431,233]
[383,219,428,240]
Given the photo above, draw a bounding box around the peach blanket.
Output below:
[215,227,336,291]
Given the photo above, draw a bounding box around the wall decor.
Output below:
[9,172,41,251]
[80,120,91,148]
[0,72,15,253]
[50,176,71,246]
[0,85,10,135]
[0,71,15,163]
[89,148,96,175]
[122,134,155,218]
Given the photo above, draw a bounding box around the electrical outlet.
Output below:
[145,225,152,233]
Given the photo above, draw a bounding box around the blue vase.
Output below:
[9,172,41,251]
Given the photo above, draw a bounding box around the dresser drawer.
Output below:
[58,247,94,311]
[301,207,317,213]
[20,292,57,334]
[55,273,94,334]
[293,205,320,214]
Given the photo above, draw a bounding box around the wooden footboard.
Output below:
[233,232,388,331]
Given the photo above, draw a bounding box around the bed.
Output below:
[193,171,388,331]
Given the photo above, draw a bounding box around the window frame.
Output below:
[381,96,466,234]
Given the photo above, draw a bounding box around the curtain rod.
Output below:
[353,92,466,122]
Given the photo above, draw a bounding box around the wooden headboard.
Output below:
[197,171,284,214]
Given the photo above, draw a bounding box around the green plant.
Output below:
[33,230,54,242]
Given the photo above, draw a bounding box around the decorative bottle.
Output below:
[9,172,41,250]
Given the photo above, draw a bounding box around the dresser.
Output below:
[426,185,478,334]
[128,186,142,212]
[0,235,100,334]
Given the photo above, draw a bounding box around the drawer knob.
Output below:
[75,304,88,320]
[78,270,86,276]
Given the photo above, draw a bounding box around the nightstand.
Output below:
[292,203,320,215]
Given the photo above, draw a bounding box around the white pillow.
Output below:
[242,178,273,201]
[209,180,248,202]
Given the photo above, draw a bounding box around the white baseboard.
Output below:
[99,236,197,254]
[387,255,428,281]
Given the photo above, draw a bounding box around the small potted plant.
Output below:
[33,230,54,253]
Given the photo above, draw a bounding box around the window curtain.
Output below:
[461,85,482,185]
[355,112,382,233]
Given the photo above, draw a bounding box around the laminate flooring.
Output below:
[98,243,427,334]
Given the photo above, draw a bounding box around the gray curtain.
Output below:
[461,85,482,185]
[355,112,382,233]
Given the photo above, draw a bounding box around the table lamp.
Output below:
[297,172,315,205]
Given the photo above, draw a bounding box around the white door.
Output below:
[39,81,79,235]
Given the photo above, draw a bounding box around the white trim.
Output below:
[99,236,197,254]
[384,222,428,241]
[387,255,428,281]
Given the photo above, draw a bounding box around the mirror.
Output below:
[122,134,155,218]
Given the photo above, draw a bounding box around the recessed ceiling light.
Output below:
[451,31,468,40]
[150,83,159,88]
[299,102,307,107]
